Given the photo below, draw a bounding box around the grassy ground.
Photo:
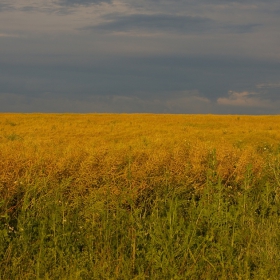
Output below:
[1,114,280,279]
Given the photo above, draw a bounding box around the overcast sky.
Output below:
[1,0,280,114]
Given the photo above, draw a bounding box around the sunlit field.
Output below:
[1,114,280,279]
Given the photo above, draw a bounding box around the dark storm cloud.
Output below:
[1,54,279,102]
[1,0,280,114]
[86,13,261,34]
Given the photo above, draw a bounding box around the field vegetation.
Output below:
[1,113,280,279]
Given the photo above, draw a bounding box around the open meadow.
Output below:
[1,113,280,279]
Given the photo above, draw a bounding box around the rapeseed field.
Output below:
[1,114,280,279]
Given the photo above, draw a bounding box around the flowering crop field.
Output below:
[1,114,280,279]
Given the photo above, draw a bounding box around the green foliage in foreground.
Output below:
[1,173,280,279]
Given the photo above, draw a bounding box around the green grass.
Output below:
[1,159,280,280]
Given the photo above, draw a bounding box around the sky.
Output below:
[1,0,280,114]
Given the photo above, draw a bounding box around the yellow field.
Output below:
[1,113,280,201]
[2,113,280,278]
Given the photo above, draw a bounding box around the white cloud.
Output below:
[217,90,272,107]
[256,82,280,89]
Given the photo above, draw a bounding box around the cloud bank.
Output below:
[0,0,280,114]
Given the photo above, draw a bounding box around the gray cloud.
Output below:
[0,3,14,12]
[0,0,112,15]
[90,14,214,34]
[0,91,213,114]
[56,0,112,6]
[124,0,279,13]
[85,13,261,34]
